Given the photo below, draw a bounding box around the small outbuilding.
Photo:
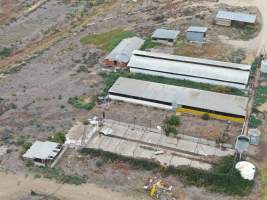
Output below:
[151,28,180,45]
[23,141,63,167]
[215,10,257,26]
[101,36,144,68]
[186,26,208,42]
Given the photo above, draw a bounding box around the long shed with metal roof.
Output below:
[215,10,257,26]
[128,50,251,89]
[108,77,249,122]
[101,36,144,68]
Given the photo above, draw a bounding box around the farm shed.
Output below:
[151,28,180,45]
[108,78,249,123]
[186,26,208,42]
[128,50,251,89]
[23,141,63,167]
[215,10,257,26]
[101,36,144,68]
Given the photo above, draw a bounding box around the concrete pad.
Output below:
[117,140,138,157]
[190,161,212,170]
[154,153,172,166]
[88,135,105,149]
[142,132,161,144]
[134,145,155,159]
[170,155,191,167]
[99,137,122,152]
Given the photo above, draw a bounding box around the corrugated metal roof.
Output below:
[216,10,257,23]
[152,29,180,40]
[23,141,60,160]
[105,36,144,63]
[127,50,250,88]
[109,77,248,116]
[187,26,208,33]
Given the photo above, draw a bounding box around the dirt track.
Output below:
[0,171,148,200]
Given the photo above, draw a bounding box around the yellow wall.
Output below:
[176,108,245,123]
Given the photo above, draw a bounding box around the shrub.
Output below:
[163,124,178,136]
[164,115,180,126]
[48,132,66,144]
[68,96,96,110]
[0,47,12,59]
[95,159,104,168]
[202,113,210,120]
[78,148,254,195]
[249,115,262,128]
[22,142,32,154]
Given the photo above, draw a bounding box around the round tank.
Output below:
[248,129,261,145]
[235,161,256,180]
[261,60,267,73]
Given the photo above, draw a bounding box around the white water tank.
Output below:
[261,60,267,73]
[235,161,256,181]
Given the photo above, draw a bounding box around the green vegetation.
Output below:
[251,59,258,73]
[32,167,87,185]
[239,25,260,41]
[249,115,262,128]
[0,47,12,59]
[141,39,159,50]
[48,132,66,144]
[100,71,245,96]
[163,115,180,136]
[202,112,210,120]
[80,28,135,51]
[79,148,254,195]
[164,115,180,126]
[16,136,32,154]
[254,86,267,110]
[68,96,96,110]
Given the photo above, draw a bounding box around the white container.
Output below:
[261,60,267,73]
[248,129,261,145]
[235,161,256,181]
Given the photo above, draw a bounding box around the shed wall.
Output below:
[186,32,205,42]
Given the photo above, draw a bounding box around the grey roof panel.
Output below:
[187,26,208,33]
[23,141,60,160]
[105,36,144,63]
[152,29,180,40]
[109,77,248,116]
[127,51,251,87]
[216,10,257,23]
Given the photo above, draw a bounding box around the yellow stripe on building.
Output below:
[176,108,245,123]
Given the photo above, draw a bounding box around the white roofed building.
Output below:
[151,28,180,45]
[23,141,63,167]
[108,77,249,123]
[101,36,144,68]
[128,50,251,89]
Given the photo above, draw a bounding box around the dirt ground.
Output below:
[93,101,242,144]
[0,0,266,199]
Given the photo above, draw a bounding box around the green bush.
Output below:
[164,115,180,126]
[202,113,210,120]
[163,124,178,136]
[141,39,159,50]
[68,96,96,110]
[48,132,66,144]
[79,148,254,195]
[0,47,12,59]
[22,142,32,153]
[249,115,262,128]
[95,159,104,168]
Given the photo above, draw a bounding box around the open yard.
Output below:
[0,0,266,199]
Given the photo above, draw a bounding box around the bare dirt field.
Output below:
[0,0,266,199]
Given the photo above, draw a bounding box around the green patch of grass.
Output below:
[68,96,96,110]
[99,71,246,96]
[16,136,32,154]
[0,47,12,59]
[141,39,159,50]
[48,132,66,144]
[239,24,260,41]
[32,167,87,185]
[79,148,254,195]
[249,115,262,128]
[254,86,267,110]
[80,28,135,51]
[202,112,210,120]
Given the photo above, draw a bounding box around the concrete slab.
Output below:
[117,140,138,157]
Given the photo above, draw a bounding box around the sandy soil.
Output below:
[0,171,148,200]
